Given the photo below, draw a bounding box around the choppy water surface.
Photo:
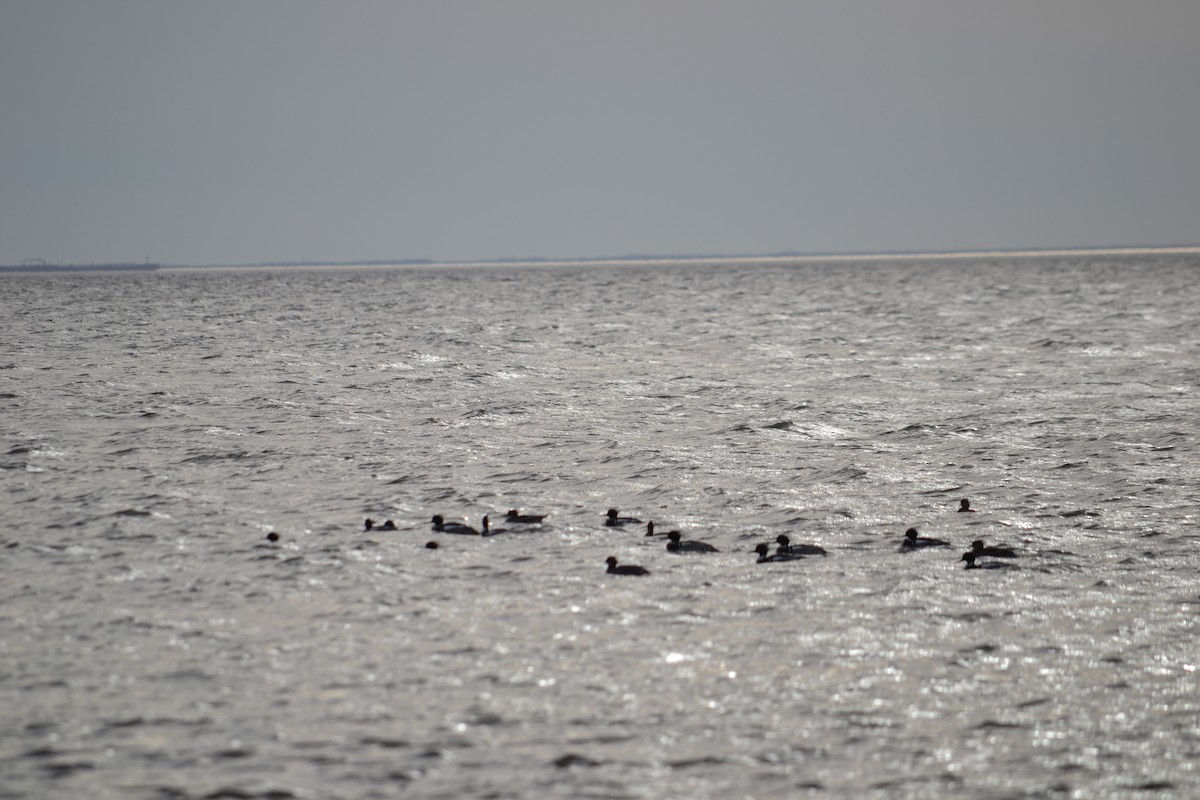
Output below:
[2,253,1199,799]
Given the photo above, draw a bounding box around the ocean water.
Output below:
[2,252,1199,799]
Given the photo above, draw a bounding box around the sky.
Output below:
[2,1,1198,266]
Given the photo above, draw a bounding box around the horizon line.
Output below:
[172,244,1200,270]
[7,244,1200,272]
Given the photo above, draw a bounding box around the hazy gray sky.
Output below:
[2,1,1197,265]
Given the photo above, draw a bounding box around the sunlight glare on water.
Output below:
[1,252,1199,798]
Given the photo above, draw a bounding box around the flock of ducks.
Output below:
[343,496,1020,575]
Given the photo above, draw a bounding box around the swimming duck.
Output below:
[961,552,1017,570]
[505,509,547,523]
[363,518,397,532]
[605,556,649,575]
[265,532,280,542]
[665,530,719,553]
[645,521,681,537]
[431,514,479,535]
[481,515,508,536]
[776,535,827,556]
[971,539,1017,558]
[605,508,642,527]
[755,543,804,563]
[958,498,976,513]
[900,527,951,550]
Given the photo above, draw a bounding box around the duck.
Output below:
[265,532,280,542]
[775,534,827,556]
[505,509,547,523]
[605,556,649,575]
[665,530,719,553]
[900,527,951,550]
[957,498,977,513]
[971,538,1017,558]
[961,552,1017,570]
[431,514,480,535]
[645,521,681,537]
[363,518,397,532]
[755,543,804,563]
[605,508,642,527]
[481,515,508,536]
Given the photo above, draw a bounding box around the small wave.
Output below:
[107,532,157,541]
[881,422,946,437]
[212,745,256,760]
[153,668,216,682]
[553,752,602,768]
[668,755,729,768]
[360,735,411,749]
[39,761,96,778]
[99,716,147,731]
[180,451,251,463]
[181,782,301,799]
[808,466,868,483]
[485,471,538,483]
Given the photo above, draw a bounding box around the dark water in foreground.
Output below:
[3,253,1199,799]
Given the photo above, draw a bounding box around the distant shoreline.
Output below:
[0,262,160,274]
[5,246,1199,273]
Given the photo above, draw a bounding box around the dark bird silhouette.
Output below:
[606,556,649,575]
[605,508,642,527]
[971,539,1017,558]
[776,534,827,556]
[755,543,804,563]
[900,527,951,550]
[665,530,719,553]
[958,498,977,513]
[481,515,507,536]
[505,509,547,523]
[645,521,681,537]
[431,514,479,535]
[962,552,1017,570]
